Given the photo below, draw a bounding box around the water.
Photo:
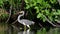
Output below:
[0,23,60,34]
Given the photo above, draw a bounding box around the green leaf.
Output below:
[50,0,56,4]
[43,18,46,22]
[25,0,29,3]
[34,6,39,13]
[26,4,30,9]
[37,0,43,4]
[37,13,42,18]
[48,16,53,21]
[0,0,3,7]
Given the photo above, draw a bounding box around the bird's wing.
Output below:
[20,19,35,25]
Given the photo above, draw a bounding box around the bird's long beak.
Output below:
[19,11,24,15]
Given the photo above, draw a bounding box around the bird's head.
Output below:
[19,11,25,16]
[19,11,24,13]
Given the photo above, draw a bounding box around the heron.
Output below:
[17,11,35,29]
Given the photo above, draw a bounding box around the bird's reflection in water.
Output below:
[18,29,35,34]
[6,25,35,34]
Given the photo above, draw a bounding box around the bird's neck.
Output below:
[17,11,24,23]
[17,15,23,22]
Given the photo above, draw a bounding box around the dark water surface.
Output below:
[0,23,60,34]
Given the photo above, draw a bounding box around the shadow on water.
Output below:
[0,23,60,34]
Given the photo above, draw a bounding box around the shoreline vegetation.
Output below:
[0,0,60,28]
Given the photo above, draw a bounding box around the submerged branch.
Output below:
[12,20,17,24]
[42,14,56,27]
[6,5,12,23]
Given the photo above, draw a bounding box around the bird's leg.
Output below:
[23,22,26,30]
[27,29,30,34]
[27,25,30,29]
[24,25,26,31]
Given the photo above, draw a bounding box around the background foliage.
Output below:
[25,0,60,23]
[0,0,60,24]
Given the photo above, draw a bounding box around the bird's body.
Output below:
[20,19,34,25]
[17,11,35,28]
